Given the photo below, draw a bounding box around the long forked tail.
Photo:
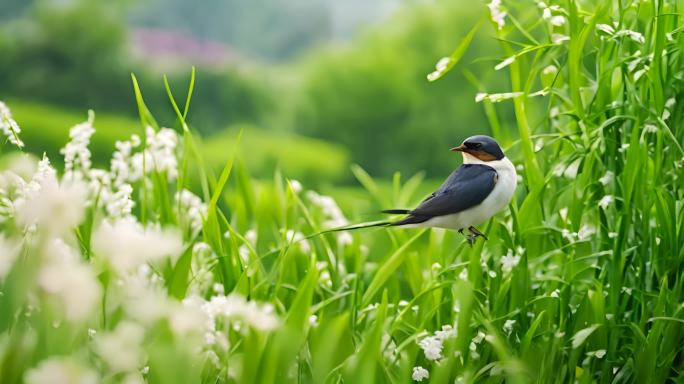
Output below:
[305,220,391,240]
[381,209,411,214]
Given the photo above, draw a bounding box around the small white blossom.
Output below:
[412,366,430,382]
[494,56,516,71]
[599,171,614,186]
[598,195,614,210]
[552,34,570,44]
[176,189,207,233]
[61,111,95,181]
[475,92,524,103]
[92,220,183,273]
[614,29,645,44]
[306,191,348,228]
[418,336,443,360]
[289,179,303,193]
[0,101,24,148]
[201,293,279,332]
[25,357,98,384]
[596,24,616,35]
[501,251,520,274]
[427,57,453,81]
[487,0,507,30]
[38,239,101,322]
[94,321,146,373]
[130,127,178,181]
[503,319,516,335]
[309,315,319,327]
[15,173,88,235]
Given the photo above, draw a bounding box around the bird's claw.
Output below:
[462,226,488,247]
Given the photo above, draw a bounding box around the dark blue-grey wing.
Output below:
[410,164,497,217]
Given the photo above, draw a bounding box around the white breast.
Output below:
[412,156,517,230]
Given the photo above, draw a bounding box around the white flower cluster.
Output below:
[306,190,353,246]
[0,101,24,148]
[412,366,429,381]
[487,0,506,30]
[538,2,566,27]
[61,110,95,181]
[596,23,645,44]
[176,189,207,233]
[417,324,457,361]
[132,126,179,181]
[92,220,183,273]
[0,102,287,383]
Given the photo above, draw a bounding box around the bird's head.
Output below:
[450,135,505,163]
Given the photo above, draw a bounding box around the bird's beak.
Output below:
[450,144,467,152]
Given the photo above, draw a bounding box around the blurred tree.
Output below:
[293,2,515,177]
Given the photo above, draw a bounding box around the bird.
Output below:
[330,135,517,245]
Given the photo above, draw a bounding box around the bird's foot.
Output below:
[468,226,488,241]
[466,234,477,247]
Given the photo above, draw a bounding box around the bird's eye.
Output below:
[473,142,483,149]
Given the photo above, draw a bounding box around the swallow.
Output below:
[380,135,517,244]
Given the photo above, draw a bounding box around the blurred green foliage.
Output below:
[292,3,516,177]
[0,0,272,134]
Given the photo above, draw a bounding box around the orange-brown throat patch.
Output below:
[465,149,497,161]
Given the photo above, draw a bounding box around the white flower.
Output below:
[494,56,516,71]
[412,366,430,381]
[94,321,146,373]
[110,135,141,185]
[577,224,596,240]
[306,191,348,228]
[285,230,311,253]
[0,235,20,280]
[130,127,178,181]
[550,15,566,26]
[542,65,558,76]
[559,207,569,221]
[614,30,645,44]
[435,324,457,340]
[598,195,614,210]
[474,92,524,103]
[25,357,98,384]
[175,189,207,233]
[596,24,615,35]
[201,293,279,332]
[15,173,88,235]
[503,319,516,335]
[501,250,520,274]
[550,289,560,297]
[418,336,443,360]
[92,220,183,272]
[599,171,614,186]
[337,231,353,247]
[487,0,506,30]
[169,296,207,336]
[38,239,101,322]
[0,101,24,148]
[552,34,570,44]
[309,315,319,327]
[427,57,453,81]
[289,179,303,193]
[595,349,606,358]
[61,111,95,181]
